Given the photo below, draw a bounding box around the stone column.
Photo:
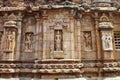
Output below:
[42,11,48,59]
[70,16,75,59]
[16,12,22,60]
[94,12,102,60]
[94,12,102,77]
[35,14,40,59]
[76,20,81,60]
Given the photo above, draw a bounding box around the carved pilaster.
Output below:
[70,16,75,59]
[42,10,48,59]
[35,13,41,59]
[76,20,81,60]
[94,12,102,60]
[15,12,23,60]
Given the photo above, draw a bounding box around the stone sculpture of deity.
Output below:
[102,31,113,50]
[5,29,16,51]
[55,30,62,51]
[25,33,33,51]
[84,32,92,50]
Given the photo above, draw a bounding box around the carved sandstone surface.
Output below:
[0,0,120,80]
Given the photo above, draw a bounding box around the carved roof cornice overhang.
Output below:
[0,6,117,13]
[0,0,119,12]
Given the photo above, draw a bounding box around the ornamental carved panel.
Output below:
[101,31,113,51]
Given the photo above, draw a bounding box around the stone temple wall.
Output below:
[0,0,119,80]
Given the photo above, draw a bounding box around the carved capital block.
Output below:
[53,51,64,59]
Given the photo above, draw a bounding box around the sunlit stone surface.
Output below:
[0,0,119,80]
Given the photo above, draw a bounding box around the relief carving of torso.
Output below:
[5,29,16,51]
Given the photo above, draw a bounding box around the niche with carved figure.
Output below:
[101,31,113,51]
[21,16,36,60]
[54,29,64,59]
[3,28,16,60]
[22,16,36,52]
[4,28,16,52]
[54,30,63,51]
[24,32,33,52]
[83,31,92,51]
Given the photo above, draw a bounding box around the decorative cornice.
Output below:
[103,62,120,72]
[0,1,118,12]
[0,60,84,74]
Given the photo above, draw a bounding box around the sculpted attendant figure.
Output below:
[84,32,92,50]
[102,32,113,50]
[11,31,15,51]
[55,30,62,51]
[25,33,32,50]
[6,30,16,51]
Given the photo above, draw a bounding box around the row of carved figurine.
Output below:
[104,62,120,68]
[0,63,84,69]
[0,69,83,73]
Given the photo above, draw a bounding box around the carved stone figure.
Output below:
[5,29,16,51]
[0,32,2,48]
[25,33,33,51]
[55,30,62,51]
[102,31,113,50]
[83,32,92,50]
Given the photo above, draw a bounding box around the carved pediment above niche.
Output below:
[48,13,69,29]
[100,13,109,22]
[4,13,17,21]
[99,22,113,29]
[8,13,17,21]
[4,20,17,28]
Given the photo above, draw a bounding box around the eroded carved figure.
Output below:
[102,31,113,50]
[5,29,16,51]
[25,33,33,50]
[0,32,2,48]
[55,30,62,51]
[83,32,92,50]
